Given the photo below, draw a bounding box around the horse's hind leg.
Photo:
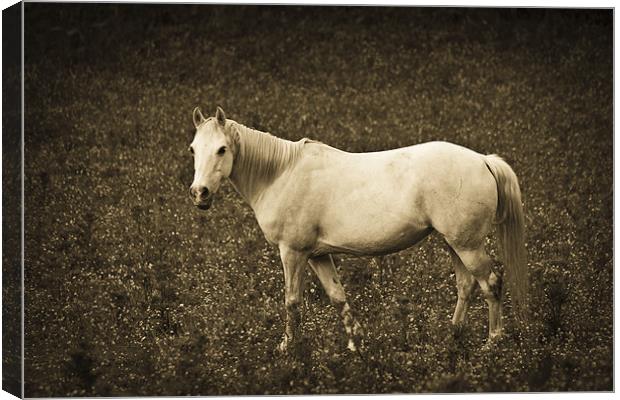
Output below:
[308,255,362,351]
[448,246,476,326]
[449,245,503,340]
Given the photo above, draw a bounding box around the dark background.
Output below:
[23,4,612,396]
[3,2,23,397]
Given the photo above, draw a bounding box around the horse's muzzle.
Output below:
[193,196,213,211]
[190,185,213,210]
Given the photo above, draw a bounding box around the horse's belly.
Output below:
[314,218,432,257]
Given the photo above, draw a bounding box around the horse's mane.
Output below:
[229,121,307,195]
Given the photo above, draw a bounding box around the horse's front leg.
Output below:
[277,246,308,354]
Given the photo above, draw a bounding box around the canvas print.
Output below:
[3,2,614,396]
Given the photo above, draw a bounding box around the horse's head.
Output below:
[188,106,235,210]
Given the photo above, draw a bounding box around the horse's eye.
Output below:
[217,146,226,155]
[188,146,194,155]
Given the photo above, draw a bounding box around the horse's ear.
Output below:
[193,107,206,128]
[215,106,226,126]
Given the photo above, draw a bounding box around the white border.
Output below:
[0,1,616,399]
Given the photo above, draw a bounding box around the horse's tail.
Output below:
[484,154,528,322]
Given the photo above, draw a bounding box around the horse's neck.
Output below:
[228,123,302,207]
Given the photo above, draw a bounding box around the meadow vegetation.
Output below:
[23,5,612,395]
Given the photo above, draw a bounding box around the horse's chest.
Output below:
[254,201,318,250]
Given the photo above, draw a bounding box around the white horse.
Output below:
[188,106,527,353]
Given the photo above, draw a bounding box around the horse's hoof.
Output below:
[276,338,289,354]
[347,335,365,353]
[451,322,467,335]
[482,336,502,351]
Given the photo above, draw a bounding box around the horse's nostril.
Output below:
[190,186,209,198]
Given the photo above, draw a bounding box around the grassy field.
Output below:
[23,5,612,395]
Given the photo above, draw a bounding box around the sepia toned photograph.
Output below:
[2,2,613,397]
